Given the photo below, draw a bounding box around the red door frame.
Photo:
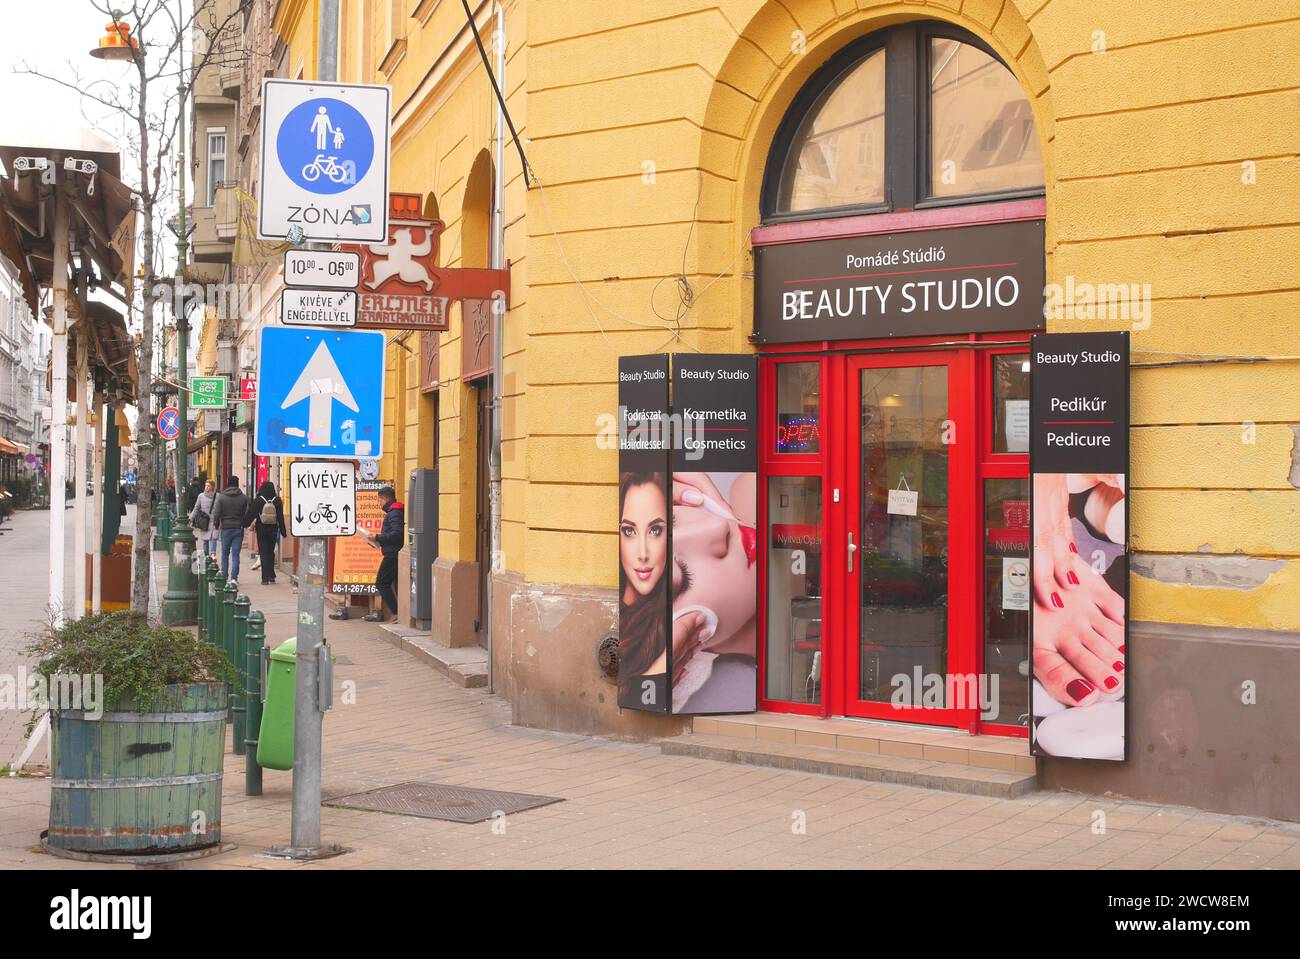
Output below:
[973,343,1033,738]
[757,333,1033,735]
[844,348,973,727]
[753,199,1044,734]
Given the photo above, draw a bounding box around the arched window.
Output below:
[764,22,1043,220]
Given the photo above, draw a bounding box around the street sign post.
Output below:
[280,288,357,327]
[191,375,229,409]
[285,249,361,289]
[258,78,391,243]
[157,406,180,440]
[254,327,386,459]
[288,461,357,537]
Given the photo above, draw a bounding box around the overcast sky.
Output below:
[1,3,202,422]
[0,3,136,152]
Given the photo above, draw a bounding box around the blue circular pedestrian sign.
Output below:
[276,97,375,196]
[125,470,136,482]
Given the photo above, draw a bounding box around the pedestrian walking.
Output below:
[248,480,287,585]
[189,479,218,557]
[210,475,250,583]
[361,485,404,623]
[183,474,205,514]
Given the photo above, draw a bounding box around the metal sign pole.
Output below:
[287,0,340,860]
[290,534,326,854]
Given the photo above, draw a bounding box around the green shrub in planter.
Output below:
[27,611,239,853]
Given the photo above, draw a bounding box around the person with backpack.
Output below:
[248,480,287,585]
[210,475,251,582]
[189,479,218,556]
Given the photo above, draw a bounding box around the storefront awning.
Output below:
[188,432,217,455]
[0,128,135,316]
[0,436,21,456]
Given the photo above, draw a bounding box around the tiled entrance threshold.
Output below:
[663,713,1038,798]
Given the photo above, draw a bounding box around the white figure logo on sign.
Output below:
[311,106,332,150]
[365,228,434,291]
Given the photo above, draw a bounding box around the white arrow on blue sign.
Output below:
[254,327,386,460]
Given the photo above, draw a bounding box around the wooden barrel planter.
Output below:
[48,682,228,853]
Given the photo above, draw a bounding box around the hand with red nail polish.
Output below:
[1032,473,1080,608]
[1032,474,1128,622]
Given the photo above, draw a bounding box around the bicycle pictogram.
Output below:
[309,504,339,525]
[301,154,353,184]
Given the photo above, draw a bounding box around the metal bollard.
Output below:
[221,580,238,723]
[244,610,265,796]
[204,557,218,642]
[196,559,209,643]
[208,568,227,649]
[231,595,250,757]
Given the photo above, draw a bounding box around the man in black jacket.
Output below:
[211,475,251,583]
[362,485,404,623]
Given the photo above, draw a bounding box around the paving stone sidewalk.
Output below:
[1,548,1298,870]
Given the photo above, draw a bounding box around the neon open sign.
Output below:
[777,415,819,453]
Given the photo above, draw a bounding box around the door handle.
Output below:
[847,532,857,573]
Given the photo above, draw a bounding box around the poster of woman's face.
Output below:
[1030,472,1127,759]
[617,471,669,710]
[669,471,758,714]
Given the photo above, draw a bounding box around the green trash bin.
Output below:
[256,638,297,771]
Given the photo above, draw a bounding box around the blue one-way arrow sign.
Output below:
[254,327,385,459]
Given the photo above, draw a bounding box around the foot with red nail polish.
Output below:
[1032,590,1126,708]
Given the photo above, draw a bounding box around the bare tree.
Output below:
[21,0,253,613]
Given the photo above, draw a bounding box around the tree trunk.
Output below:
[130,61,157,617]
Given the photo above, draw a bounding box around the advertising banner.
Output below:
[329,479,388,595]
[1030,332,1129,761]
[754,219,1045,344]
[616,355,672,713]
[669,354,758,715]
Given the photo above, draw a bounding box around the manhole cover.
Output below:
[324,781,563,824]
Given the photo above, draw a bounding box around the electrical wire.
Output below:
[535,171,744,357]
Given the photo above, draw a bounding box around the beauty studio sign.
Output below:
[754,219,1046,342]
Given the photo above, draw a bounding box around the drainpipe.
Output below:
[485,0,505,694]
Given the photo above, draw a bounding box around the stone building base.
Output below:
[425,566,1300,820]
[1042,620,1300,822]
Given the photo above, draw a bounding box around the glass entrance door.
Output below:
[846,353,963,724]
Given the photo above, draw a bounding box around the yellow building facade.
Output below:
[270,1,1300,818]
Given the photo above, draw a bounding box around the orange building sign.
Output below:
[329,480,388,594]
[338,192,509,332]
